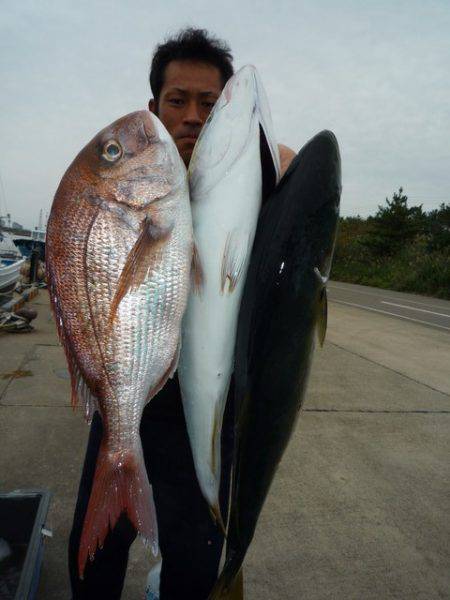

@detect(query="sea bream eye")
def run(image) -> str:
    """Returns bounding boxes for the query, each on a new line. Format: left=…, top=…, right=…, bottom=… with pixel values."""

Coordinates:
left=102, top=140, right=122, bottom=162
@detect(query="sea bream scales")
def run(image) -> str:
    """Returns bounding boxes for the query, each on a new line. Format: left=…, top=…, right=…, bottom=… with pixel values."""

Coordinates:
left=46, top=110, right=193, bottom=576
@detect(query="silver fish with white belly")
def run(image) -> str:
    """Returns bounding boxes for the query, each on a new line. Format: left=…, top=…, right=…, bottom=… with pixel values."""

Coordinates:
left=178, top=65, right=280, bottom=527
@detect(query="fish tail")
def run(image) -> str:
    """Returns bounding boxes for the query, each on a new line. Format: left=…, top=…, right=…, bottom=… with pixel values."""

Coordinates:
left=78, top=441, right=158, bottom=578
left=209, top=568, right=244, bottom=599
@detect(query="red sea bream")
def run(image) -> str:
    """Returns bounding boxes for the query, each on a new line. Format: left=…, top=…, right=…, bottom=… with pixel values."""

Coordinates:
left=46, top=110, right=192, bottom=576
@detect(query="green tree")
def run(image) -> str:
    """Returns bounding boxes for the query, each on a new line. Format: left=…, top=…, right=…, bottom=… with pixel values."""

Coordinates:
left=361, top=187, right=426, bottom=257
left=426, top=203, right=450, bottom=251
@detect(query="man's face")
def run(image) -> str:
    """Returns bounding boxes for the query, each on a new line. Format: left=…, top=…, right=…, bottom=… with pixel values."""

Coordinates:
left=149, top=60, right=223, bottom=166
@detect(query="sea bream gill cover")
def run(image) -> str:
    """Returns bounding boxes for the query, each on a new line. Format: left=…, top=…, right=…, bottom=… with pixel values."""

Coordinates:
left=178, top=64, right=281, bottom=530
left=46, top=110, right=193, bottom=576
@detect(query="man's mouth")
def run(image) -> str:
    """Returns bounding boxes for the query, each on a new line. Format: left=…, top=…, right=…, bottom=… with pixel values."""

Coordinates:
left=178, top=133, right=200, bottom=142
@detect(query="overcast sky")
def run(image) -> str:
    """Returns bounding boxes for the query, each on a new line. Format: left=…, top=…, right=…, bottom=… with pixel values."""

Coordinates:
left=1, top=0, right=449, bottom=229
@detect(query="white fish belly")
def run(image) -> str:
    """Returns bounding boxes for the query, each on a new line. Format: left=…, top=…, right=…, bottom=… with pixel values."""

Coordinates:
left=179, top=132, right=262, bottom=507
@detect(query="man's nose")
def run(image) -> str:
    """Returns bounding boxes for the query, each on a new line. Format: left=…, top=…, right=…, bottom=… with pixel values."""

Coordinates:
left=182, top=101, right=203, bottom=126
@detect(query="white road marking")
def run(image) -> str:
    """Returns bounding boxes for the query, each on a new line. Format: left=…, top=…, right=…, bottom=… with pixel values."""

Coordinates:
left=331, top=299, right=450, bottom=331
left=381, top=301, right=450, bottom=318
left=329, top=283, right=450, bottom=311
left=380, top=296, right=450, bottom=310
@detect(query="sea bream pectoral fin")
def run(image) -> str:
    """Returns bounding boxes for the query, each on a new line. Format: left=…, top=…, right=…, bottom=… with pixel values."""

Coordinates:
left=109, top=215, right=174, bottom=324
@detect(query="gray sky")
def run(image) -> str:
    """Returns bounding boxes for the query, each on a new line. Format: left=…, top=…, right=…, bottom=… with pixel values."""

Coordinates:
left=1, top=0, right=449, bottom=229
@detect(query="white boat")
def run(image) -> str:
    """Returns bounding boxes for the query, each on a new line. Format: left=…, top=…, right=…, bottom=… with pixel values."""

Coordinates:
left=0, top=230, right=25, bottom=306
left=0, top=259, right=25, bottom=305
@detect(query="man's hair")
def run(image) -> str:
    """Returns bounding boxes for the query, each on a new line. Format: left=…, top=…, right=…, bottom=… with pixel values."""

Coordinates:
left=149, top=28, right=234, bottom=104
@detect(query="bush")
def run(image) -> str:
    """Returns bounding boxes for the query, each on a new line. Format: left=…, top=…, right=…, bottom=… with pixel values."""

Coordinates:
left=331, top=193, right=450, bottom=299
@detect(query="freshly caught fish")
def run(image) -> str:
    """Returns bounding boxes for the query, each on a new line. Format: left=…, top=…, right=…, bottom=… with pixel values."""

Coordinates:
left=178, top=65, right=280, bottom=527
left=210, top=130, right=341, bottom=597
left=46, top=110, right=192, bottom=576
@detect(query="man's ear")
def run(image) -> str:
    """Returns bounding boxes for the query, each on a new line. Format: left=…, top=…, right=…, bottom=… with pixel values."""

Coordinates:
left=148, top=99, right=156, bottom=114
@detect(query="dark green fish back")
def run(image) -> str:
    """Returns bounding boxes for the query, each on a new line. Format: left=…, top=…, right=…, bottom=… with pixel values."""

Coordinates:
left=210, top=130, right=341, bottom=598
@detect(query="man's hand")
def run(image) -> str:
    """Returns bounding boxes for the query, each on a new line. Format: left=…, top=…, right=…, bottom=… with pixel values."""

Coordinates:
left=278, top=144, right=296, bottom=178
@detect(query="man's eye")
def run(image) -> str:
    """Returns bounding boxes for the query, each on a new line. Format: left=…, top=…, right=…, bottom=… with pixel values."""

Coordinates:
left=168, top=98, right=183, bottom=106
left=203, top=101, right=216, bottom=109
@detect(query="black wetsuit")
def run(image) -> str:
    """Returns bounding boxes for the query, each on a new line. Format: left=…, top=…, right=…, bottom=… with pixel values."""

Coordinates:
left=68, top=374, right=234, bottom=600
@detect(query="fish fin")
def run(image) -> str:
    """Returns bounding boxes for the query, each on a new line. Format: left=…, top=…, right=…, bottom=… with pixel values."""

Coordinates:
left=62, top=339, right=98, bottom=420
left=227, top=570, right=244, bottom=600
left=207, top=398, right=226, bottom=532
left=47, top=267, right=81, bottom=411
left=48, top=277, right=98, bottom=419
left=191, top=242, right=204, bottom=294
left=109, top=216, right=173, bottom=324
left=57, top=339, right=98, bottom=421
left=221, top=231, right=251, bottom=294
left=70, top=361, right=98, bottom=422
left=78, top=441, right=158, bottom=579
left=146, top=338, right=181, bottom=403
left=317, top=286, right=328, bottom=347
left=168, top=337, right=181, bottom=380
left=252, top=68, right=281, bottom=185
left=209, top=504, right=227, bottom=537
left=209, top=568, right=244, bottom=600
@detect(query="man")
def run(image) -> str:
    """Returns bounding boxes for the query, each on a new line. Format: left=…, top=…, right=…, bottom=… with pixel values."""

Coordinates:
left=69, top=28, right=295, bottom=600
left=148, top=29, right=295, bottom=173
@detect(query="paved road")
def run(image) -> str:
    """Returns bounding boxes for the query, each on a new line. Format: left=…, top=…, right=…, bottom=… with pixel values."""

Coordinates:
left=328, top=281, right=450, bottom=332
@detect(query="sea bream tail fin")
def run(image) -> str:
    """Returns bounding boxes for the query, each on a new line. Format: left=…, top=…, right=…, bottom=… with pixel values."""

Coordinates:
left=221, top=230, right=252, bottom=294
left=109, top=215, right=173, bottom=324
left=78, top=440, right=158, bottom=579
left=314, top=267, right=328, bottom=347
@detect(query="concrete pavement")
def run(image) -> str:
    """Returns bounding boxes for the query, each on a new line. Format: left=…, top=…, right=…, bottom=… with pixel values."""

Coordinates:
left=0, top=290, right=449, bottom=599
